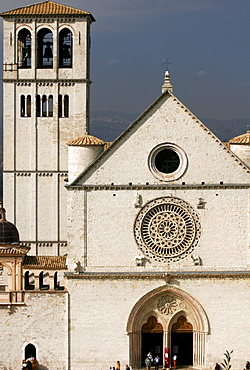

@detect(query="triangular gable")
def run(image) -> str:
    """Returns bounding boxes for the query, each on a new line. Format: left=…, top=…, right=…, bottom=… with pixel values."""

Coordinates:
left=68, top=90, right=250, bottom=187
left=0, top=0, right=95, bottom=21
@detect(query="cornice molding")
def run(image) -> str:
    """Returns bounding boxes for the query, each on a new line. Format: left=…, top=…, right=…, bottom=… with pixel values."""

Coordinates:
left=3, top=79, right=91, bottom=84
left=65, top=271, right=250, bottom=280
left=67, top=183, right=250, bottom=191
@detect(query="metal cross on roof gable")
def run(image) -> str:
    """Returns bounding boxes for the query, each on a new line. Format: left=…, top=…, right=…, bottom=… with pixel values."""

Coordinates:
left=162, top=59, right=172, bottom=70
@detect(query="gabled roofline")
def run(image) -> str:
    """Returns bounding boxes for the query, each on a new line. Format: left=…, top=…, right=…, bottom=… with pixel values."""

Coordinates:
left=66, top=89, right=250, bottom=188
left=66, top=90, right=172, bottom=187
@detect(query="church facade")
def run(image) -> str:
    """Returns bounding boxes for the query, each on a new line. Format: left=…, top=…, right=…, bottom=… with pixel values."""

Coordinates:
left=0, top=2, right=249, bottom=370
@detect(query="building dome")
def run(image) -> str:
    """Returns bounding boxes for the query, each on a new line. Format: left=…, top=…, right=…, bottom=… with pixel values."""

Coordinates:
left=228, top=131, right=250, bottom=145
left=228, top=130, right=250, bottom=168
left=0, top=204, right=19, bottom=243
left=67, top=134, right=105, bottom=146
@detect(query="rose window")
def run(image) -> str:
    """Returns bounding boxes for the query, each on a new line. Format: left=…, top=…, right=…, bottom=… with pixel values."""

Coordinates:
left=134, top=197, right=201, bottom=263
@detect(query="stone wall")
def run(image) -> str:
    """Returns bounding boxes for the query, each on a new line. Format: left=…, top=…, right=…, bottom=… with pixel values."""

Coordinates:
left=0, top=292, right=68, bottom=370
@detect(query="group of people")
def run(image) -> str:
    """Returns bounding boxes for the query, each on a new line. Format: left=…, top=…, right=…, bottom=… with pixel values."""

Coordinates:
left=145, top=352, right=161, bottom=370
left=110, top=356, right=250, bottom=370
left=109, top=361, right=130, bottom=370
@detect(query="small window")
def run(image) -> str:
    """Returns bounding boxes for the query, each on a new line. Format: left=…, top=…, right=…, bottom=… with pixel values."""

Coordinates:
left=54, top=271, right=64, bottom=290
left=21, top=95, right=25, bottom=117
left=58, top=94, right=62, bottom=117
left=64, top=94, right=69, bottom=117
left=155, top=149, right=180, bottom=174
left=42, top=95, right=47, bottom=117
left=24, top=271, right=35, bottom=290
left=27, top=95, right=31, bottom=117
left=48, top=95, right=53, bottom=117
left=39, top=271, right=49, bottom=290
left=36, top=95, right=41, bottom=117
left=148, top=143, right=188, bottom=181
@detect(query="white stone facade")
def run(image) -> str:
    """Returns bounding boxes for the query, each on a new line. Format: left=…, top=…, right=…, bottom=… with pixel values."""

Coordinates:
left=2, top=8, right=93, bottom=255
left=0, top=2, right=250, bottom=370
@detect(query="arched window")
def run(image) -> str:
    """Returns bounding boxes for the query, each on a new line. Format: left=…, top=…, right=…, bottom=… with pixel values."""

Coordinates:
left=37, top=28, right=53, bottom=68
left=27, top=95, right=31, bottom=117
left=54, top=271, right=64, bottom=290
left=58, top=94, right=69, bottom=118
left=21, top=95, right=25, bottom=117
left=39, top=271, right=49, bottom=290
left=36, top=95, right=41, bottom=117
left=48, top=95, right=53, bottom=117
left=17, top=28, right=31, bottom=68
left=58, top=94, right=62, bottom=117
left=24, top=271, right=35, bottom=290
left=59, top=28, right=72, bottom=68
left=0, top=264, right=8, bottom=291
left=21, top=95, right=32, bottom=117
left=64, top=94, right=69, bottom=117
left=42, top=95, right=47, bottom=117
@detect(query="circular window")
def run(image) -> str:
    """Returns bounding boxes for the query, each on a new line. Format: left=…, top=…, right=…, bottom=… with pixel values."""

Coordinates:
left=134, top=197, right=201, bottom=263
left=149, top=143, right=187, bottom=181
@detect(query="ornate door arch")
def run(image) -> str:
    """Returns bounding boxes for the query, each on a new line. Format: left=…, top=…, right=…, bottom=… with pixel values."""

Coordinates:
left=127, top=285, right=209, bottom=368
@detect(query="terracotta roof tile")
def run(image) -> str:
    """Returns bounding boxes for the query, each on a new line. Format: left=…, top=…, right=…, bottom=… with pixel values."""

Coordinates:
left=229, top=131, right=250, bottom=145
left=1, top=0, right=94, bottom=20
left=23, top=255, right=67, bottom=270
left=67, top=134, right=105, bottom=146
left=0, top=246, right=27, bottom=255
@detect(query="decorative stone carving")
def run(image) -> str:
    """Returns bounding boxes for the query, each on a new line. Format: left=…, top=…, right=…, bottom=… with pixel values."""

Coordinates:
left=135, top=255, right=146, bottom=266
left=191, top=254, right=201, bottom=266
left=134, top=193, right=142, bottom=208
left=134, top=197, right=201, bottom=263
left=74, top=260, right=84, bottom=273
left=197, top=198, right=206, bottom=209
left=157, top=295, right=178, bottom=315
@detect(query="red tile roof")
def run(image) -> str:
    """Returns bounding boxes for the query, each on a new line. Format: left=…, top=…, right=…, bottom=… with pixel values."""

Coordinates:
left=1, top=0, right=95, bottom=21
left=67, top=134, right=105, bottom=146
left=23, top=255, right=67, bottom=270
left=229, top=131, right=250, bottom=145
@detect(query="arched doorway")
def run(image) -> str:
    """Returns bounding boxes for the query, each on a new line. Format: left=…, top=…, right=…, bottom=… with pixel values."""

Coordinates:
left=141, top=316, right=163, bottom=366
left=171, top=316, right=193, bottom=366
left=127, top=285, right=209, bottom=369
left=25, top=343, right=36, bottom=360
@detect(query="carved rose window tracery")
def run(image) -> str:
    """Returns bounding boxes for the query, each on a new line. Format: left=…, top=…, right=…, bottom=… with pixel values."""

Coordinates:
left=134, top=197, right=201, bottom=263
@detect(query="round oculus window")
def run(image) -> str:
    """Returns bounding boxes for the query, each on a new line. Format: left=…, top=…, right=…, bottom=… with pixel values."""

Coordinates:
left=134, top=197, right=201, bottom=263
left=149, top=143, right=187, bottom=181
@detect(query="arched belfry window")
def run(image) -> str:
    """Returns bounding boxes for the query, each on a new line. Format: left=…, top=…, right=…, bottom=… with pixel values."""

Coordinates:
left=17, top=29, right=31, bottom=68
left=37, top=28, right=53, bottom=68
left=59, top=28, right=72, bottom=68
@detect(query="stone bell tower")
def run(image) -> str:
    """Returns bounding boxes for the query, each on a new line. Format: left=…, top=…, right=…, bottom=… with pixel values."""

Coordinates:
left=1, top=1, right=95, bottom=255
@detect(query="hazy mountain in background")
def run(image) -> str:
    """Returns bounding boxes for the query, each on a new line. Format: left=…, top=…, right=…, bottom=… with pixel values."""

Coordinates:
left=0, top=112, right=248, bottom=201
left=90, top=111, right=250, bottom=143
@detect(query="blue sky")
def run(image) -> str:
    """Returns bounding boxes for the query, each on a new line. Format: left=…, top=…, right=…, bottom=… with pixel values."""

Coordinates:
left=0, top=0, right=249, bottom=120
